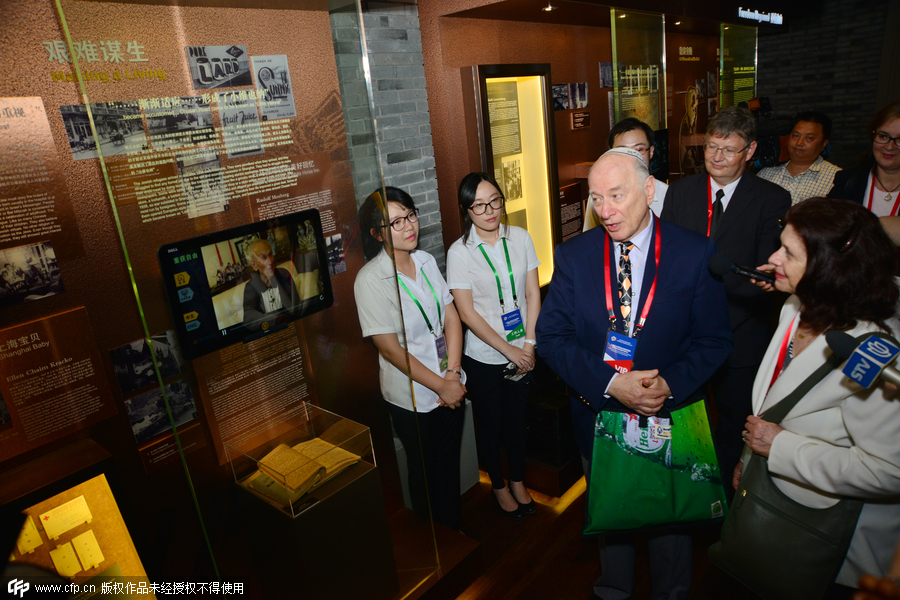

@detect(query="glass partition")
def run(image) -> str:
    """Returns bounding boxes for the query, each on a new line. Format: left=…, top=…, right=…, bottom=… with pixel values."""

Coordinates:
left=0, top=0, right=448, bottom=596
left=720, top=23, right=758, bottom=109
left=610, top=9, right=666, bottom=132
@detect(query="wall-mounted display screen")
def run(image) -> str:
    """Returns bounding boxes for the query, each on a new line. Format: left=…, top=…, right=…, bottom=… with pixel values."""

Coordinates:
left=157, top=208, right=333, bottom=360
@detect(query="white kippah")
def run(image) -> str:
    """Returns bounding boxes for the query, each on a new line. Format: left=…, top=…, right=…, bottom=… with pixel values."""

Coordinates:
left=601, top=147, right=647, bottom=164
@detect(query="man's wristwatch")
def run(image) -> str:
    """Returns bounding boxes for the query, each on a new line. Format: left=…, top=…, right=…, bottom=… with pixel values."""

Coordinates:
left=523, top=338, right=537, bottom=349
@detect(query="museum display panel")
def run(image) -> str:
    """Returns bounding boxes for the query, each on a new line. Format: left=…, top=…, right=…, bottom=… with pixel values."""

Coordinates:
left=610, top=9, right=666, bottom=133
left=0, top=0, right=449, bottom=596
left=464, top=64, right=559, bottom=287
left=720, top=23, right=758, bottom=109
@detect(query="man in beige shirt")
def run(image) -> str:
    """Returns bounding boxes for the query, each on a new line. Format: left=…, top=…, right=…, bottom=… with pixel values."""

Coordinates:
left=759, top=111, right=841, bottom=204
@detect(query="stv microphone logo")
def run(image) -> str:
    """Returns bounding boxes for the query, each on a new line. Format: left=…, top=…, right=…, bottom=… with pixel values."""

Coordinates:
left=7, top=579, right=30, bottom=598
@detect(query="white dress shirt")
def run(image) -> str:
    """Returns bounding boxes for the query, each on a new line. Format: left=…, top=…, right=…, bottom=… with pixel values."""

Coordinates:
left=447, top=224, right=540, bottom=365
left=354, top=248, right=459, bottom=412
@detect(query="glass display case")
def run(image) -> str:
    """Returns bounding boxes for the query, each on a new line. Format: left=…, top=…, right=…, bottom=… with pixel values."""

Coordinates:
left=225, top=402, right=373, bottom=518
left=720, top=23, right=758, bottom=109
left=610, top=9, right=666, bottom=133
left=464, top=63, right=560, bottom=286
left=0, top=0, right=454, bottom=597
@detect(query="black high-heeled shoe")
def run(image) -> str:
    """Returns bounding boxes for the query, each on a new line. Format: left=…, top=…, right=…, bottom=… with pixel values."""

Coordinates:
left=492, top=487, right=524, bottom=520
left=509, top=482, right=536, bottom=515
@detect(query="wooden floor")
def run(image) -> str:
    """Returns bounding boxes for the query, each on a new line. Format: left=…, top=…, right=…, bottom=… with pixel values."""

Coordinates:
left=450, top=473, right=747, bottom=600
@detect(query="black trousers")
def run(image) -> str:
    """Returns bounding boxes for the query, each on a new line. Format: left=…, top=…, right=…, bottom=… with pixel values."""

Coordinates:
left=709, top=362, right=759, bottom=500
left=388, top=401, right=465, bottom=531
left=462, top=355, right=532, bottom=489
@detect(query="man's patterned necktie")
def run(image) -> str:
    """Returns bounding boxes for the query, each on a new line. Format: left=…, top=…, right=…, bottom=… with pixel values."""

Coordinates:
left=618, top=243, right=635, bottom=329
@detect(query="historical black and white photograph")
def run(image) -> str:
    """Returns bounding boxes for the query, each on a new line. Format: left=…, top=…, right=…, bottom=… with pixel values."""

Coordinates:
left=251, top=54, right=297, bottom=120
left=599, top=62, right=614, bottom=88
left=568, top=82, right=589, bottom=109
left=109, top=330, right=187, bottom=396
left=0, top=241, right=63, bottom=308
left=552, top=84, right=569, bottom=111
left=124, top=380, right=198, bottom=446
left=176, top=148, right=229, bottom=218
left=60, top=102, right=148, bottom=161
left=0, top=391, right=12, bottom=432
left=146, top=96, right=216, bottom=151
left=325, top=234, right=346, bottom=276
left=502, top=159, right=523, bottom=201
left=707, top=70, right=719, bottom=98
left=185, top=45, right=252, bottom=90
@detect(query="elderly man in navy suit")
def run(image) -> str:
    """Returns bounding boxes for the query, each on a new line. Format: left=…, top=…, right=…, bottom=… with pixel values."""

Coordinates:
left=537, top=148, right=732, bottom=600
left=662, top=106, right=790, bottom=497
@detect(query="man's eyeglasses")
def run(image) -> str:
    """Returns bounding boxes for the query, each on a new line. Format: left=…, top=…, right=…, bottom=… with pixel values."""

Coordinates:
left=383, top=209, right=419, bottom=232
left=619, top=143, right=650, bottom=155
left=703, top=143, right=750, bottom=158
left=873, top=131, right=900, bottom=147
left=469, top=196, right=504, bottom=215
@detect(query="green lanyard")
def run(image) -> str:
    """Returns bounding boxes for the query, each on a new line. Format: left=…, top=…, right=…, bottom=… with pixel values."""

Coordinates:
left=477, top=238, right=517, bottom=310
left=397, top=269, right=443, bottom=337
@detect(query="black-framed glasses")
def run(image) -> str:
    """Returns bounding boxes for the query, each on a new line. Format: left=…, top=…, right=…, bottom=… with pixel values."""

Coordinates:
left=469, top=196, right=504, bottom=215
left=703, top=143, right=750, bottom=158
left=383, top=209, right=419, bottom=232
left=873, top=130, right=900, bottom=147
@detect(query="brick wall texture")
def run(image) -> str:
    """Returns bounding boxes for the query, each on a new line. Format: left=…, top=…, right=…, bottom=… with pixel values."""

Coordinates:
left=330, top=3, right=444, bottom=269
left=757, top=0, right=892, bottom=169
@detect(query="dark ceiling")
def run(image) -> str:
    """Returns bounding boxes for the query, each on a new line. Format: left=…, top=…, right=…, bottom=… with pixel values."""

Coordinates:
left=445, top=0, right=797, bottom=35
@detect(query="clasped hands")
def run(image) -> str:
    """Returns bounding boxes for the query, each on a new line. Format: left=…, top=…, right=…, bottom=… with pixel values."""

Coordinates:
left=608, top=369, right=670, bottom=416
left=437, top=367, right=466, bottom=409
left=505, top=342, right=536, bottom=375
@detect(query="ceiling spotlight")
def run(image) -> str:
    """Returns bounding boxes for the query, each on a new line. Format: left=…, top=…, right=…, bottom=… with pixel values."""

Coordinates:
left=542, top=2, right=557, bottom=11
left=675, top=20, right=681, bottom=25
left=618, top=13, right=627, bottom=18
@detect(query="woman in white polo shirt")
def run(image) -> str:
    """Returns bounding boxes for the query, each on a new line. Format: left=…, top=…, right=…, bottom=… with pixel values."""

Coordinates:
left=353, top=186, right=467, bottom=531
left=447, top=173, right=541, bottom=519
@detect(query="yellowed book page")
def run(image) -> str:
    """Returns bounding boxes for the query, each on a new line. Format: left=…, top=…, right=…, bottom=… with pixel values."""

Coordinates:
left=16, top=516, right=43, bottom=555
left=258, top=444, right=321, bottom=492
left=293, top=438, right=358, bottom=476
left=39, top=495, right=93, bottom=541
left=49, top=542, right=82, bottom=577
left=72, top=529, right=105, bottom=570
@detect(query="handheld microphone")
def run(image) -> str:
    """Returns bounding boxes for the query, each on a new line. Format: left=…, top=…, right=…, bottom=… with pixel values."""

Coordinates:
left=709, top=253, right=776, bottom=284
left=825, top=330, right=900, bottom=388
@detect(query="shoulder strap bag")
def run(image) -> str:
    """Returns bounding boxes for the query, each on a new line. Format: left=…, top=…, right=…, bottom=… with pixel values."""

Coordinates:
left=708, top=332, right=892, bottom=600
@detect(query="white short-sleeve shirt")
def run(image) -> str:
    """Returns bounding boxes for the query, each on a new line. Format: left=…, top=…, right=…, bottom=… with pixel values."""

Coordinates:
left=447, top=225, right=540, bottom=365
left=354, top=248, right=457, bottom=412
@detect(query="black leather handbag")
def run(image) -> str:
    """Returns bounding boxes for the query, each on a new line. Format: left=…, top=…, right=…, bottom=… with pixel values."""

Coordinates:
left=708, top=340, right=870, bottom=600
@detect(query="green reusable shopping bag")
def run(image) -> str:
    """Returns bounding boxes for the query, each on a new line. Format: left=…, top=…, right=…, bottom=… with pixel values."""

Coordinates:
left=583, top=400, right=728, bottom=535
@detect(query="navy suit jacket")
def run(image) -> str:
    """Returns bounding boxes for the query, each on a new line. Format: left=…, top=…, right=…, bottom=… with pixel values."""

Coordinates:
left=536, top=219, right=733, bottom=458
left=662, top=173, right=790, bottom=367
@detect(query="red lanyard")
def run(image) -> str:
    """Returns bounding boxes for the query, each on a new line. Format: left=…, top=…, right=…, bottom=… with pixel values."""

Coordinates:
left=866, top=171, right=900, bottom=216
left=603, top=215, right=662, bottom=339
left=706, top=177, right=714, bottom=236
left=769, top=316, right=797, bottom=390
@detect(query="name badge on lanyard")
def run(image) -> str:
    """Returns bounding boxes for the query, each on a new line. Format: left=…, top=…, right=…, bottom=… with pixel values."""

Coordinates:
left=604, top=332, right=637, bottom=374
left=397, top=270, right=449, bottom=372
left=479, top=238, right=526, bottom=342
left=434, top=335, right=448, bottom=372
left=502, top=309, right=525, bottom=341
left=601, top=216, right=662, bottom=375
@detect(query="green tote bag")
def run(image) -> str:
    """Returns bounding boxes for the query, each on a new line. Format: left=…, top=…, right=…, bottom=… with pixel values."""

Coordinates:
left=583, top=400, right=728, bottom=535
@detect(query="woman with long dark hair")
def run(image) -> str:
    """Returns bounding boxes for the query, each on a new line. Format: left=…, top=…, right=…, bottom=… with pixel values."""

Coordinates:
left=446, top=172, right=541, bottom=518
left=354, top=186, right=467, bottom=530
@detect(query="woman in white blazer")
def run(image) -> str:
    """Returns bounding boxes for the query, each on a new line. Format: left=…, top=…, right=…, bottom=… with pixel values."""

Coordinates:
left=739, top=198, right=900, bottom=594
